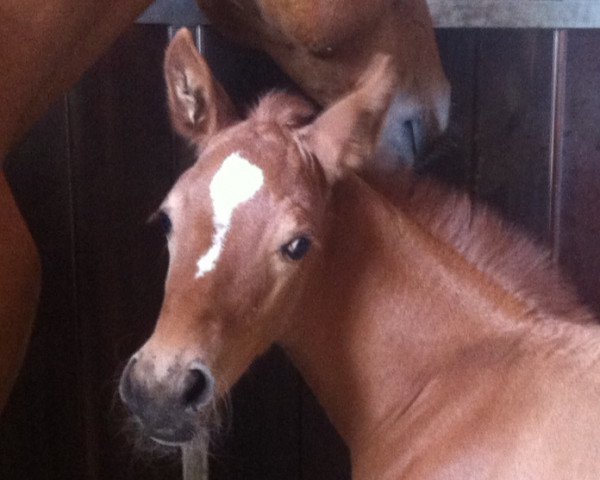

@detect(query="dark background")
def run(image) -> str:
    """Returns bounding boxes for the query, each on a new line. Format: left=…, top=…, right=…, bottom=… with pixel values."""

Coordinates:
left=1, top=24, right=600, bottom=480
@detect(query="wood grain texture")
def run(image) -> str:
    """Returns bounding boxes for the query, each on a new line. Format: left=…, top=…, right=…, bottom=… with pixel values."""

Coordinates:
left=66, top=25, right=179, bottom=480
left=474, top=30, right=555, bottom=241
left=556, top=30, right=600, bottom=312
left=2, top=99, right=82, bottom=480
left=429, top=29, right=478, bottom=187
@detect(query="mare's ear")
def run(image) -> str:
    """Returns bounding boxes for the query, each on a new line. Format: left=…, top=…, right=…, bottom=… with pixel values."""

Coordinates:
left=164, top=28, right=238, bottom=147
left=299, top=54, right=397, bottom=183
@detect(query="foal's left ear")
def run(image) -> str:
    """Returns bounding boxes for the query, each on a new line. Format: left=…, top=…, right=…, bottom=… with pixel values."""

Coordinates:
left=299, top=54, right=397, bottom=183
left=164, top=28, right=238, bottom=147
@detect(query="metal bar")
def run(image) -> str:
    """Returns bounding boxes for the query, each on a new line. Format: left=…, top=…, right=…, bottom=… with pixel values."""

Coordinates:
left=429, top=1, right=600, bottom=29
left=548, top=29, right=568, bottom=261
left=137, top=0, right=206, bottom=25
left=138, top=0, right=600, bottom=28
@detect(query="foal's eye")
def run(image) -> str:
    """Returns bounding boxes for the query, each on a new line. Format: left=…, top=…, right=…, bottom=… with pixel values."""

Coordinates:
left=281, top=236, right=312, bottom=261
left=157, top=211, right=172, bottom=235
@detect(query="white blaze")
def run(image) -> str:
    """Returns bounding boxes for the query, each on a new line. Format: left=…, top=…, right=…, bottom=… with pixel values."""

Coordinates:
left=196, top=152, right=264, bottom=278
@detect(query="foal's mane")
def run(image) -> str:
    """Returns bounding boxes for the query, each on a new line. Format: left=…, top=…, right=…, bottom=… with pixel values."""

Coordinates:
left=368, top=169, right=596, bottom=325
left=250, top=91, right=317, bottom=128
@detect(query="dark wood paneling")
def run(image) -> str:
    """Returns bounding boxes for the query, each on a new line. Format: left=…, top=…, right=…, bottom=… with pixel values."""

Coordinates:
left=300, top=387, right=351, bottom=480
left=474, top=30, right=555, bottom=241
left=2, top=100, right=85, bottom=480
left=210, top=348, right=303, bottom=480
left=66, top=25, right=178, bottom=480
left=558, top=30, right=600, bottom=312
left=434, top=29, right=479, bottom=186
left=199, top=26, right=301, bottom=111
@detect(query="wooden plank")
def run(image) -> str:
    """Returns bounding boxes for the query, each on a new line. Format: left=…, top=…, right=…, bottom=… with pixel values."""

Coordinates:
left=556, top=30, right=600, bottom=312
left=473, top=30, right=555, bottom=241
left=66, top=25, right=181, bottom=480
left=1, top=100, right=86, bottom=480
left=427, top=29, right=479, bottom=187
left=300, top=386, right=351, bottom=480
left=210, top=348, right=302, bottom=480
left=198, top=26, right=300, bottom=111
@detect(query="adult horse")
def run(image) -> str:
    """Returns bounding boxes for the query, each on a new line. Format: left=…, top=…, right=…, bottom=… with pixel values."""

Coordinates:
left=120, top=30, right=600, bottom=478
left=197, top=0, right=450, bottom=164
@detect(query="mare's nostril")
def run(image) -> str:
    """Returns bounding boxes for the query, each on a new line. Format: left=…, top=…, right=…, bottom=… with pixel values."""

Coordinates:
left=181, top=367, right=212, bottom=410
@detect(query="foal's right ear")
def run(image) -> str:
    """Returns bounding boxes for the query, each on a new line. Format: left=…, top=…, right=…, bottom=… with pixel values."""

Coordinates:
left=164, top=29, right=238, bottom=147
left=298, top=54, right=397, bottom=184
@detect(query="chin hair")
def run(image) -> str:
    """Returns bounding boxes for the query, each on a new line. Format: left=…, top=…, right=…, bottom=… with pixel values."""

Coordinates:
left=119, top=391, right=231, bottom=462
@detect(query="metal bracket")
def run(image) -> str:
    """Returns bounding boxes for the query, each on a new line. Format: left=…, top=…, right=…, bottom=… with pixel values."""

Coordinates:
left=429, top=0, right=600, bottom=28
left=137, top=0, right=206, bottom=26
left=137, top=0, right=600, bottom=28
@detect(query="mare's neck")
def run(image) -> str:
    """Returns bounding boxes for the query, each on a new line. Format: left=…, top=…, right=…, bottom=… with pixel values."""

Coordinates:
left=280, top=173, right=531, bottom=455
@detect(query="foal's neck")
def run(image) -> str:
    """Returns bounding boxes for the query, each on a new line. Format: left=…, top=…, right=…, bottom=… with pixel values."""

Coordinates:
left=281, top=173, right=535, bottom=455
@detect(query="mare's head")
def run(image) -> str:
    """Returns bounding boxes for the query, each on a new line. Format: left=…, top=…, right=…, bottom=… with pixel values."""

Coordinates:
left=119, top=28, right=396, bottom=446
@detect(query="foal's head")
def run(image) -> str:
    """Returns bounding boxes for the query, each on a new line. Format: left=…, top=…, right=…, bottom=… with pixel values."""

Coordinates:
left=119, top=28, right=396, bottom=446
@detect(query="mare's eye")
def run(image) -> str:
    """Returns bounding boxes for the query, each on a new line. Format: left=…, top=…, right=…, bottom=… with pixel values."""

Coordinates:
left=281, top=236, right=312, bottom=261
left=157, top=211, right=172, bottom=236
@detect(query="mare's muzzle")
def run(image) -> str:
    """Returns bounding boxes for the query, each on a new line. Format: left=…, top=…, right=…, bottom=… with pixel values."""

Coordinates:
left=119, top=355, right=214, bottom=445
left=379, top=92, right=448, bottom=168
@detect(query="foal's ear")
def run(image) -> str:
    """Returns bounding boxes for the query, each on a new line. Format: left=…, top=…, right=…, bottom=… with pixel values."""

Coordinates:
left=300, top=54, right=397, bottom=183
left=164, top=28, right=238, bottom=147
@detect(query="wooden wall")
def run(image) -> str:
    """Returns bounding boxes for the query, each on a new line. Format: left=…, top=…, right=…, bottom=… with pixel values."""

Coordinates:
left=1, top=25, right=599, bottom=480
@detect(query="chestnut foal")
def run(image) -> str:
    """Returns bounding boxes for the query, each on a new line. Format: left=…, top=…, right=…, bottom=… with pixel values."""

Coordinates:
left=120, top=30, right=600, bottom=479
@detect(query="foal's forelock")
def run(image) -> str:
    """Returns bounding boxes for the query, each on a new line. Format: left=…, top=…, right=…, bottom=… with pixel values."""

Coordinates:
left=249, top=91, right=317, bottom=129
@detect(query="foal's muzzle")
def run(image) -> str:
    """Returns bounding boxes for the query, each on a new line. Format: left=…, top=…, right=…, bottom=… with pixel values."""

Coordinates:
left=119, top=356, right=214, bottom=445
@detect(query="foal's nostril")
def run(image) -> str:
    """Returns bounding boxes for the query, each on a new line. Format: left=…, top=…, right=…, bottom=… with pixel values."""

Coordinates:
left=181, top=367, right=212, bottom=410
